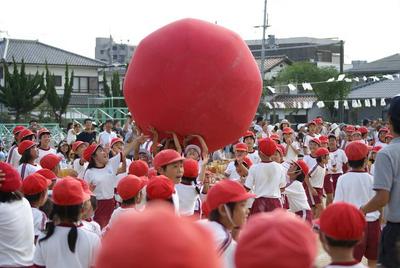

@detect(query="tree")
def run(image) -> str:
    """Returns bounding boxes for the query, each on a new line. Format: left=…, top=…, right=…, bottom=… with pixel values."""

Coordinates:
left=0, top=59, right=47, bottom=122
left=274, top=62, right=351, bottom=119
left=103, top=71, right=125, bottom=107
left=46, top=64, right=74, bottom=123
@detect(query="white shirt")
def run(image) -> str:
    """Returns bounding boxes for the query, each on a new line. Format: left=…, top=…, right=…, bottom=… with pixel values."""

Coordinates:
left=172, top=191, right=180, bottom=215
left=6, top=145, right=21, bottom=168
left=282, top=141, right=300, bottom=162
left=225, top=161, right=241, bottom=182
left=116, top=158, right=132, bottom=185
left=18, top=163, right=41, bottom=180
left=66, top=129, right=77, bottom=145
left=304, top=134, right=318, bottom=148
left=36, top=147, right=57, bottom=164
left=73, top=158, right=88, bottom=179
left=84, top=153, right=121, bottom=200
left=81, top=220, right=102, bottom=238
left=197, top=220, right=236, bottom=268
left=176, top=183, right=200, bottom=216
left=327, top=149, right=348, bottom=174
left=98, top=130, right=117, bottom=147
left=108, top=207, right=137, bottom=228
left=0, top=198, right=35, bottom=267
left=245, top=162, right=286, bottom=198
left=370, top=163, right=376, bottom=176
left=284, top=180, right=311, bottom=212
left=247, top=150, right=261, bottom=164
left=334, top=171, right=380, bottom=222
left=325, top=263, right=367, bottom=268
left=309, top=164, right=326, bottom=188
left=32, top=207, right=47, bottom=238
left=303, top=154, right=317, bottom=171
left=33, top=225, right=100, bottom=268
left=374, top=140, right=387, bottom=148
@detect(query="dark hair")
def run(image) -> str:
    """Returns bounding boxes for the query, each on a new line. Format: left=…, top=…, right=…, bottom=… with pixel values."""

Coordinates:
left=40, top=204, right=83, bottom=253
left=234, top=160, right=249, bottom=169
left=19, top=147, right=35, bottom=164
left=25, top=191, right=46, bottom=205
left=324, top=235, right=359, bottom=248
left=113, top=120, right=120, bottom=126
left=57, top=140, right=71, bottom=161
left=316, top=156, right=323, bottom=164
left=146, top=196, right=174, bottom=204
left=294, top=166, right=305, bottom=182
left=21, top=134, right=35, bottom=142
left=348, top=158, right=366, bottom=169
left=256, top=116, right=263, bottom=123
left=67, top=122, right=73, bottom=130
left=209, top=202, right=236, bottom=223
left=389, top=117, right=400, bottom=135
left=84, top=118, right=92, bottom=124
left=105, top=119, right=113, bottom=124
left=29, top=120, right=38, bottom=124
left=0, top=191, right=23, bottom=203
left=122, top=196, right=137, bottom=206
left=90, top=196, right=97, bottom=211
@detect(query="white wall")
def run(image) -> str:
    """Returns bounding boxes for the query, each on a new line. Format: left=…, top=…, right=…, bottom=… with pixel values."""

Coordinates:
left=265, top=62, right=289, bottom=80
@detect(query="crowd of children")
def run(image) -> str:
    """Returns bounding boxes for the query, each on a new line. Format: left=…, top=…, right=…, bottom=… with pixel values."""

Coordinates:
left=0, top=95, right=399, bottom=268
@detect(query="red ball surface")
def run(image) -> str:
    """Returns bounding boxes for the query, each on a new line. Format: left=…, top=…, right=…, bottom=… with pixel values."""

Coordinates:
left=124, top=18, right=262, bottom=151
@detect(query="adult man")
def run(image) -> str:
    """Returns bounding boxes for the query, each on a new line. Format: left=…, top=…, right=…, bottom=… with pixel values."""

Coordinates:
left=76, top=118, right=97, bottom=144
left=98, top=119, right=117, bottom=147
left=361, top=95, right=400, bottom=268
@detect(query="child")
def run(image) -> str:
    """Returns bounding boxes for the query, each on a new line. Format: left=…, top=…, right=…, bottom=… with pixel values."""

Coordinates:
left=326, top=134, right=348, bottom=198
left=199, top=180, right=255, bottom=268
left=36, top=128, right=57, bottom=163
left=6, top=125, right=25, bottom=168
left=304, top=121, right=319, bottom=149
left=334, top=142, right=380, bottom=267
left=56, top=140, right=72, bottom=168
left=368, top=145, right=382, bottom=176
left=77, top=178, right=101, bottom=237
left=242, top=131, right=261, bottom=164
left=305, top=147, right=329, bottom=218
left=17, top=140, right=41, bottom=179
left=146, top=175, right=175, bottom=205
left=0, top=162, right=35, bottom=267
left=21, top=173, right=51, bottom=243
left=374, top=127, right=388, bottom=148
left=303, top=138, right=320, bottom=168
left=244, top=138, right=286, bottom=214
left=128, top=160, right=149, bottom=177
left=72, top=141, right=88, bottom=178
left=284, top=160, right=313, bottom=224
left=281, top=127, right=300, bottom=162
left=235, top=210, right=317, bottom=268
left=318, top=202, right=367, bottom=268
left=40, top=153, right=62, bottom=176
left=33, top=177, right=100, bottom=268
left=225, top=143, right=249, bottom=182
left=340, top=125, right=355, bottom=149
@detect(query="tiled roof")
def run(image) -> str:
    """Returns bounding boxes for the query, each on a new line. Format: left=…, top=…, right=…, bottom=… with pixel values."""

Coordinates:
left=346, top=54, right=400, bottom=74
left=255, top=56, right=292, bottom=72
left=0, top=38, right=105, bottom=67
left=347, top=77, right=400, bottom=99
left=271, top=94, right=317, bottom=109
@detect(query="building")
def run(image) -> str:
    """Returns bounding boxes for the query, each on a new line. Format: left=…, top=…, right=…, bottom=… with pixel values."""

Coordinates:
left=0, top=38, right=106, bottom=107
left=256, top=55, right=292, bottom=80
left=95, top=36, right=136, bottom=65
left=246, top=36, right=352, bottom=71
left=346, top=53, right=400, bottom=76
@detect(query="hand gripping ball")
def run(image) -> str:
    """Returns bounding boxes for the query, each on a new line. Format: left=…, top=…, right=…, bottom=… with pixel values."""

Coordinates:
left=124, top=18, right=262, bottom=152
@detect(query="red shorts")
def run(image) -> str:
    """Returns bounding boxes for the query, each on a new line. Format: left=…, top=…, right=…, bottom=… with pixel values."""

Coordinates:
left=250, top=197, right=282, bottom=215
left=295, top=209, right=313, bottom=225
left=330, top=173, right=342, bottom=192
left=304, top=186, right=323, bottom=207
left=353, top=220, right=381, bottom=261
left=323, top=174, right=334, bottom=194
left=94, top=198, right=116, bottom=229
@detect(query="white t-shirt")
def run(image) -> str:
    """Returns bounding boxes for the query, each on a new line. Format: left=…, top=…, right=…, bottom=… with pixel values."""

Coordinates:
left=0, top=198, right=35, bottom=267
left=73, top=158, right=88, bottom=179
left=36, top=147, right=57, bottom=164
left=33, top=225, right=100, bottom=268
left=18, top=163, right=42, bottom=180
left=6, top=145, right=21, bottom=168
left=57, top=152, right=70, bottom=169
left=66, top=129, right=77, bottom=145
left=116, top=158, right=132, bottom=185
left=245, top=162, right=286, bottom=198
left=98, top=131, right=117, bottom=147
left=32, top=207, right=47, bottom=239
left=334, top=171, right=380, bottom=222
left=327, top=149, right=348, bottom=174
left=325, top=263, right=367, bottom=268
left=108, top=207, right=137, bottom=228
left=370, top=163, right=376, bottom=176
left=84, top=153, right=121, bottom=200
left=175, top=183, right=200, bottom=216
left=197, top=220, right=236, bottom=268
left=374, top=140, right=387, bottom=148
left=282, top=141, right=300, bottom=162
left=309, top=164, right=326, bottom=188
left=247, top=150, right=261, bottom=164
left=303, top=154, right=317, bottom=171
left=225, top=161, right=241, bottom=182
left=81, top=220, right=102, bottom=238
left=284, top=180, right=311, bottom=212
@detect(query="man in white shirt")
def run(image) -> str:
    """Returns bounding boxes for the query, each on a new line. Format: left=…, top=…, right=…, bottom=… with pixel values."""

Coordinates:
left=98, top=119, right=117, bottom=147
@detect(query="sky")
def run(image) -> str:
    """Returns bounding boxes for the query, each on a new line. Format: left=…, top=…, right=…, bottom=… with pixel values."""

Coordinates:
left=0, top=0, right=399, bottom=64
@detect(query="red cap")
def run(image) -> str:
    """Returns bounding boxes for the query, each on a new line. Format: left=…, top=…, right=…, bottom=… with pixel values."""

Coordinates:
left=110, top=137, right=124, bottom=147
left=148, top=168, right=158, bottom=179
left=17, top=129, right=34, bottom=141
left=276, top=144, right=285, bottom=156
left=258, top=138, right=277, bottom=157
left=153, top=149, right=184, bottom=170
left=319, top=135, right=328, bottom=144
left=379, top=127, right=389, bottom=133
left=235, top=210, right=317, bottom=268
left=38, top=128, right=50, bottom=138
left=319, top=202, right=366, bottom=240
left=18, top=140, right=36, bottom=155
left=345, top=125, right=355, bottom=133
left=315, top=147, right=329, bottom=157
left=40, top=154, right=62, bottom=170
left=243, top=130, right=255, bottom=139
left=72, top=141, right=86, bottom=152
left=117, top=175, right=146, bottom=201
left=294, top=160, right=309, bottom=176
left=358, top=127, right=368, bottom=135
left=52, top=177, right=90, bottom=205
left=234, top=143, right=248, bottom=152
left=345, top=142, right=369, bottom=161
left=314, top=118, right=323, bottom=125
left=96, top=204, right=220, bottom=268
left=35, top=169, right=57, bottom=181
left=83, top=143, right=101, bottom=162
left=206, top=180, right=255, bottom=212
left=13, top=126, right=26, bottom=135
left=183, top=158, right=199, bottom=178
left=243, top=156, right=253, bottom=168
left=351, top=131, right=362, bottom=136
left=310, top=138, right=321, bottom=146
left=22, top=173, right=51, bottom=195
left=128, top=160, right=149, bottom=177
left=282, top=127, right=293, bottom=135
left=146, top=175, right=175, bottom=200
left=0, top=162, right=22, bottom=192
left=270, top=134, right=280, bottom=142
left=372, top=145, right=383, bottom=153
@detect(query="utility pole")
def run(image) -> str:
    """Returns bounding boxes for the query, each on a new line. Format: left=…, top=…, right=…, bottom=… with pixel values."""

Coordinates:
left=260, top=0, right=268, bottom=81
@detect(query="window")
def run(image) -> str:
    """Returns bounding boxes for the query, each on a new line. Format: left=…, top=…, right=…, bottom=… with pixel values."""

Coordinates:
left=113, top=55, right=118, bottom=60
left=100, top=50, right=104, bottom=55
left=89, top=77, right=98, bottom=93
left=112, top=45, right=117, bottom=51
left=80, top=77, right=88, bottom=91
left=73, top=76, right=96, bottom=93
left=119, top=56, right=125, bottom=62
left=54, top=75, right=62, bottom=87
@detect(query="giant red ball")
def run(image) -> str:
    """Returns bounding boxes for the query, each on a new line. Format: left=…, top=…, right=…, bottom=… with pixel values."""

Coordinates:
left=124, top=18, right=262, bottom=151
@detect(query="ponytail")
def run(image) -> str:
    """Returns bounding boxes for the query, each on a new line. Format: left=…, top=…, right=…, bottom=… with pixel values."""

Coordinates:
left=67, top=225, right=78, bottom=252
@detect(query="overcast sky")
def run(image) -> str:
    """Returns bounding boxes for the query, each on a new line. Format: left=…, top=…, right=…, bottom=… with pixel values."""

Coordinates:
left=1, top=0, right=399, bottom=64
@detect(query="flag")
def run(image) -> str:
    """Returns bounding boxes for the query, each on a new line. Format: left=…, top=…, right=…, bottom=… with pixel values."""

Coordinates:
left=337, top=74, right=345, bottom=81
left=371, top=98, right=376, bottom=107
left=267, top=86, right=276, bottom=94
left=334, top=101, right=339, bottom=109
left=288, top=84, right=297, bottom=91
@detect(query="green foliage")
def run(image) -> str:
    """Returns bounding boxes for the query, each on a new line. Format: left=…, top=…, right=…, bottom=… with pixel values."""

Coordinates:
left=45, top=63, right=74, bottom=123
left=274, top=62, right=351, bottom=118
left=0, top=59, right=47, bottom=122
left=103, top=71, right=126, bottom=107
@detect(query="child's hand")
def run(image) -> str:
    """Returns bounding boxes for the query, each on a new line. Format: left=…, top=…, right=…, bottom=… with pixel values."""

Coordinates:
left=310, top=188, right=318, bottom=196
left=0, top=169, right=4, bottom=187
left=135, top=134, right=150, bottom=145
